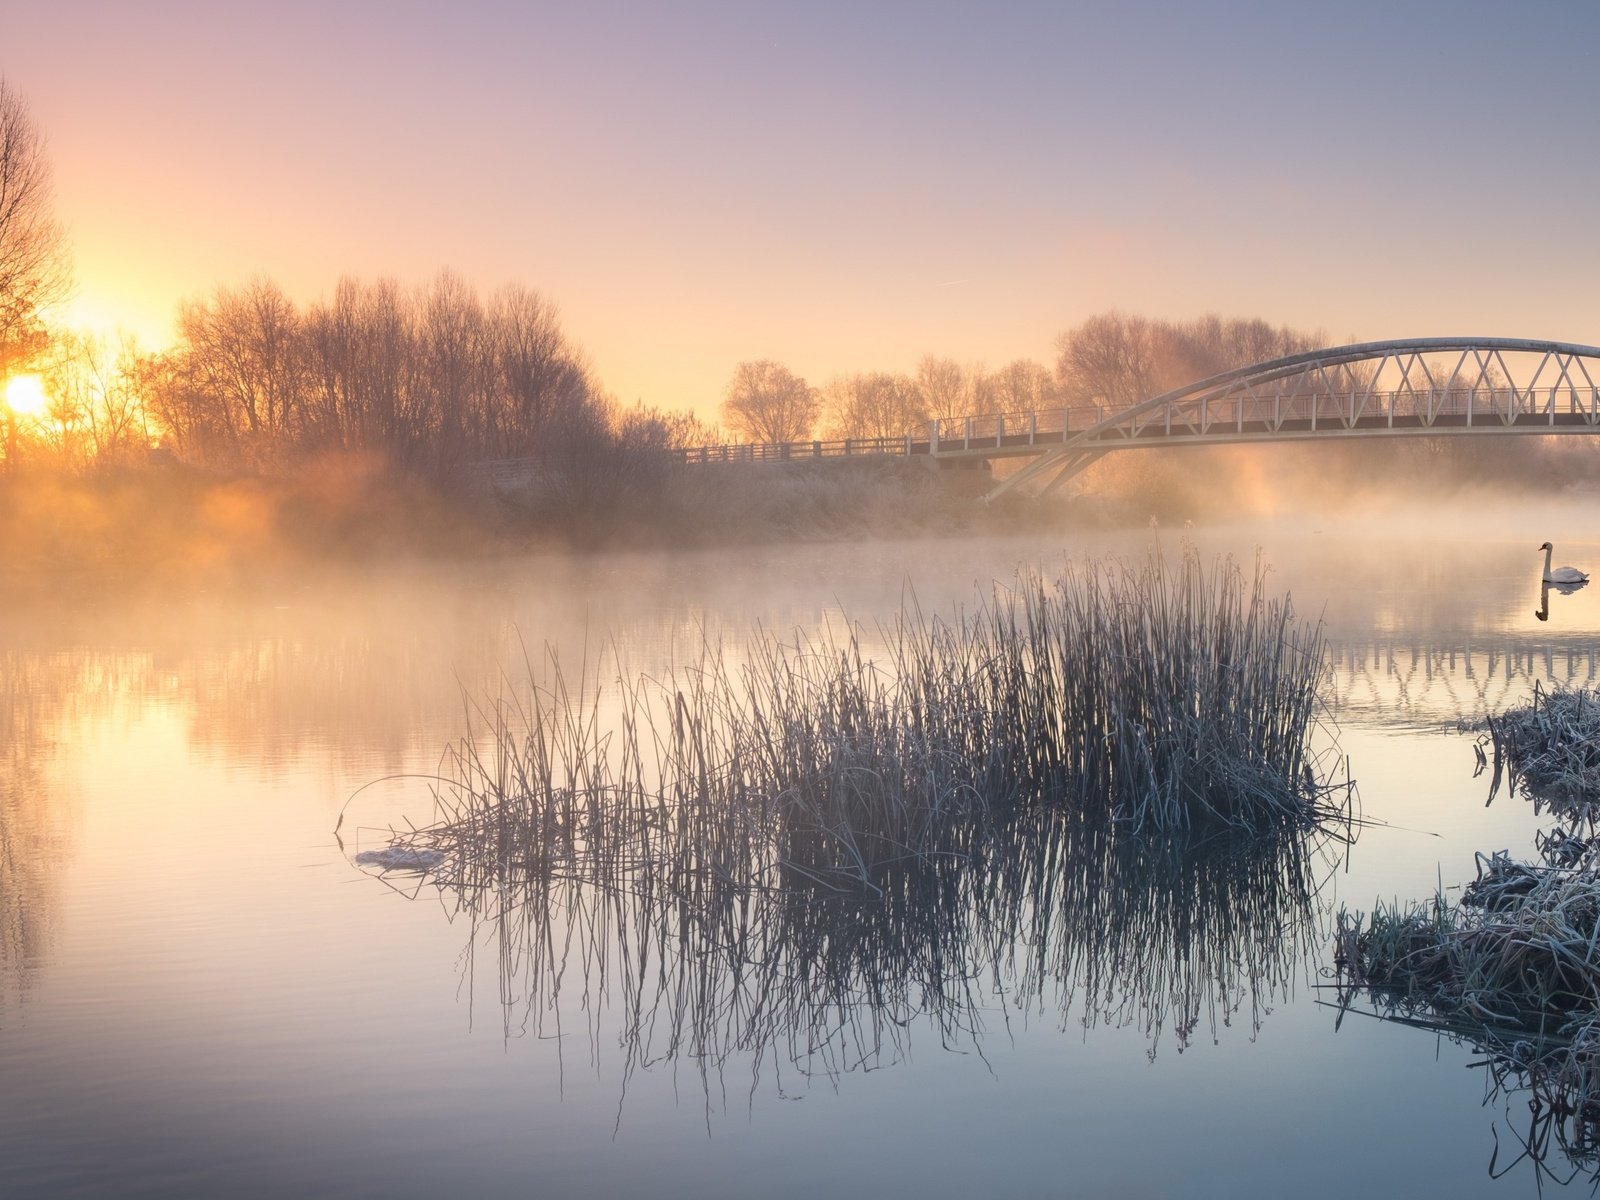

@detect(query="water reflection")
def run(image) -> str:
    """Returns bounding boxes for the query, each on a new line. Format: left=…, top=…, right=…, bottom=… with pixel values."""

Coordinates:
left=366, top=807, right=1345, bottom=1111
left=10, top=529, right=1600, bottom=1195
left=1334, top=987, right=1600, bottom=1188
left=0, top=652, right=79, bottom=1019
left=1325, top=635, right=1600, bottom=724
left=1537, top=578, right=1590, bottom=623
left=1339, top=672, right=1600, bottom=1189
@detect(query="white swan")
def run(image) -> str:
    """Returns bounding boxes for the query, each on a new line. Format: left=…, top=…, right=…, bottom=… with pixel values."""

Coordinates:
left=1539, top=541, right=1589, bottom=584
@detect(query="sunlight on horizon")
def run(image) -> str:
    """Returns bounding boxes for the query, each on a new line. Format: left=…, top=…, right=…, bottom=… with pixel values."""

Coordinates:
left=62, top=291, right=172, bottom=354
left=4, top=374, right=47, bottom=417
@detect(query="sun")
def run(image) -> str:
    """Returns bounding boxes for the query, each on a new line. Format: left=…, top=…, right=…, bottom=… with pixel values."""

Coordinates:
left=3, top=374, right=47, bottom=417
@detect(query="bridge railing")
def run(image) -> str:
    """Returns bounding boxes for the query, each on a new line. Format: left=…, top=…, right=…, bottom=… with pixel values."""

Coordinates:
left=929, top=408, right=1077, bottom=447
left=667, top=385, right=1600, bottom=467
left=672, top=434, right=917, bottom=465
left=1111, top=385, right=1600, bottom=439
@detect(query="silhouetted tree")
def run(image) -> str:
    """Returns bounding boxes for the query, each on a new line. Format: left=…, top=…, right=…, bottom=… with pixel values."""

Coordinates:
left=155, top=271, right=607, bottom=478
left=1055, top=312, right=1321, bottom=409
left=174, top=278, right=306, bottom=463
left=40, top=331, right=149, bottom=468
left=0, top=80, right=69, bottom=381
left=720, top=360, right=817, bottom=443
left=913, top=355, right=965, bottom=420
left=1055, top=312, right=1159, bottom=409
left=486, top=283, right=599, bottom=459
left=990, top=359, right=1057, bottom=412
left=823, top=372, right=927, bottom=439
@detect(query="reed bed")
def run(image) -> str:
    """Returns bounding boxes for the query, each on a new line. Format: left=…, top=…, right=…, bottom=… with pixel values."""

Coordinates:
left=1338, top=838, right=1600, bottom=1178
left=1479, top=682, right=1600, bottom=817
left=1335, top=678, right=1600, bottom=1183
left=398, top=547, right=1342, bottom=895
left=348, top=548, right=1350, bottom=1106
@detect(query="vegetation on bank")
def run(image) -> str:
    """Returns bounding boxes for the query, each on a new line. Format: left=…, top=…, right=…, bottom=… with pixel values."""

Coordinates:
left=1339, top=684, right=1600, bottom=1184
left=1478, top=683, right=1600, bottom=815
left=1337, top=841, right=1600, bottom=1182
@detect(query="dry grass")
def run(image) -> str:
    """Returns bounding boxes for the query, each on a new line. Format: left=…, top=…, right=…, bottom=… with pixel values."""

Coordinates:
left=1338, top=835, right=1600, bottom=1182
left=346, top=548, right=1355, bottom=1102
left=1478, top=682, right=1600, bottom=820
left=377, top=548, right=1346, bottom=897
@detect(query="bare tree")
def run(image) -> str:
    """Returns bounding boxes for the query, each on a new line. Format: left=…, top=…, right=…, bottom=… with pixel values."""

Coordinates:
left=966, top=364, right=999, bottom=415
left=44, top=331, right=149, bottom=466
left=1055, top=313, right=1157, bottom=409
left=487, top=282, right=600, bottom=459
left=990, top=359, right=1057, bottom=411
left=823, top=372, right=927, bottom=439
left=0, top=80, right=69, bottom=379
left=174, top=278, right=305, bottom=463
left=720, top=360, right=817, bottom=443
left=914, top=355, right=968, bottom=421
left=303, top=276, right=420, bottom=460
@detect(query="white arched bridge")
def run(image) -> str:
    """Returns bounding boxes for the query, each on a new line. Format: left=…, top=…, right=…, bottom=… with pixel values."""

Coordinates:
left=674, top=338, right=1600, bottom=503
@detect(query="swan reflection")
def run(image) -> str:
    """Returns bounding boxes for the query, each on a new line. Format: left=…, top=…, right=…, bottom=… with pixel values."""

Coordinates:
left=1536, top=576, right=1589, bottom=622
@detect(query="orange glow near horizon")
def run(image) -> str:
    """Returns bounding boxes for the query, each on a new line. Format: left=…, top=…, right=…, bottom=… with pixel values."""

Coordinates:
left=9, top=5, right=1600, bottom=423
left=60, top=290, right=175, bottom=353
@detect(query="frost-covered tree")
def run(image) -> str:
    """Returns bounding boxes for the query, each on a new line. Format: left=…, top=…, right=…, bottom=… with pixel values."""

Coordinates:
left=720, top=360, right=817, bottom=443
left=0, top=79, right=70, bottom=379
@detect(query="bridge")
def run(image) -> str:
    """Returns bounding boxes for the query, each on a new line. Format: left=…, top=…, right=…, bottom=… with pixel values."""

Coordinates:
left=674, top=338, right=1600, bottom=503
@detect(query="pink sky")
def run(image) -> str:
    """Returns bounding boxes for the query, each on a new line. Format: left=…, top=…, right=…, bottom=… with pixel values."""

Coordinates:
left=10, top=0, right=1600, bottom=420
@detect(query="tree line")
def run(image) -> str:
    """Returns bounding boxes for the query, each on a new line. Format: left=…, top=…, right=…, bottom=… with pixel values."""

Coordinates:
left=145, top=273, right=645, bottom=475
left=11, top=268, right=710, bottom=483
left=718, top=312, right=1320, bottom=445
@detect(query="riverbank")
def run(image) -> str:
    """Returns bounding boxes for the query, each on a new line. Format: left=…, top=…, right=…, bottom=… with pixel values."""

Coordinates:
left=0, top=457, right=1073, bottom=589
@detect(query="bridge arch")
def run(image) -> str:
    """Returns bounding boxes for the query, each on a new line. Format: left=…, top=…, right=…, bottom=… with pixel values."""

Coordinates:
left=986, top=337, right=1600, bottom=500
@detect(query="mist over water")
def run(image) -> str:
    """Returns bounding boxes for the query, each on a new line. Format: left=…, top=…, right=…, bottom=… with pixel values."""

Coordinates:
left=4, top=506, right=1600, bottom=1197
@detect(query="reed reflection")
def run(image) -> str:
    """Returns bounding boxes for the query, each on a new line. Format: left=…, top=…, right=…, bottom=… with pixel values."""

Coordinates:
left=372, top=805, right=1342, bottom=1105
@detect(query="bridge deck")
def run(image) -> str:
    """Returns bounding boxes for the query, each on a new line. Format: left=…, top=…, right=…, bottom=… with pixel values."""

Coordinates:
left=673, top=386, right=1600, bottom=467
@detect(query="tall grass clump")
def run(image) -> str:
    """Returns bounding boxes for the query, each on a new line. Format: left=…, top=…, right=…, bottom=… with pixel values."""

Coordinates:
left=1338, top=837, right=1600, bottom=1181
left=373, top=547, right=1343, bottom=900
left=944, top=549, right=1335, bottom=833
left=346, top=548, right=1351, bottom=1107
left=1479, top=682, right=1600, bottom=818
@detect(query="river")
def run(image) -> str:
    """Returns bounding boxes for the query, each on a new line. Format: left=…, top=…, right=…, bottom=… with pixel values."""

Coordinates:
left=3, top=506, right=1598, bottom=1198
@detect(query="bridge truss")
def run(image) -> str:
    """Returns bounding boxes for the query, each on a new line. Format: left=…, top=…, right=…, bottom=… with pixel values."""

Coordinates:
left=983, top=338, right=1600, bottom=501
left=666, top=339, right=1600, bottom=502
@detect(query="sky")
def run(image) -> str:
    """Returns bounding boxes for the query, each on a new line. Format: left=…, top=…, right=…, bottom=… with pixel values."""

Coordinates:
left=8, top=0, right=1600, bottom=420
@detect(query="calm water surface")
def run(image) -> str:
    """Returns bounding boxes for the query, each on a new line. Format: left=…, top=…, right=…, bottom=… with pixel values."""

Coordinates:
left=4, top=510, right=1599, bottom=1198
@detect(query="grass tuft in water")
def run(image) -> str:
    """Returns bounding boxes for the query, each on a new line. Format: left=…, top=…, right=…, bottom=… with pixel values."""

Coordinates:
left=1338, top=836, right=1600, bottom=1180
left=396, top=546, right=1343, bottom=894
left=1478, top=682, right=1600, bottom=819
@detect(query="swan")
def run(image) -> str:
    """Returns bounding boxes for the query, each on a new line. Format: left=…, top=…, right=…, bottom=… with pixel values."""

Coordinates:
left=1539, top=541, right=1589, bottom=584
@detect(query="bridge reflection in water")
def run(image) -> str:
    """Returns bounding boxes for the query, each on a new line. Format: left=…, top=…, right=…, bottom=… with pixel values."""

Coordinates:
left=1325, top=634, right=1600, bottom=724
